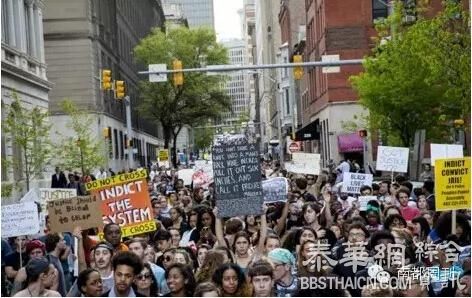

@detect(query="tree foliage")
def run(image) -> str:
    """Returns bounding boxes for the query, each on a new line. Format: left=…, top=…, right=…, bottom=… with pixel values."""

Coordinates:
left=134, top=26, right=231, bottom=165
left=350, top=0, right=470, bottom=147
left=1, top=94, right=52, bottom=192
left=53, top=99, right=107, bottom=174
left=194, top=126, right=215, bottom=151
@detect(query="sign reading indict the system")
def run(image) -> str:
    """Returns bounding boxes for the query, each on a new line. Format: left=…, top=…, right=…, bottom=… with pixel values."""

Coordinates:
left=47, top=196, right=103, bottom=233
left=342, top=172, right=373, bottom=194
left=262, top=177, right=289, bottom=203
left=1, top=202, right=40, bottom=238
left=434, top=157, right=470, bottom=211
left=376, top=146, right=409, bottom=173
left=285, top=153, right=320, bottom=175
left=86, top=169, right=157, bottom=237
left=212, top=141, right=263, bottom=217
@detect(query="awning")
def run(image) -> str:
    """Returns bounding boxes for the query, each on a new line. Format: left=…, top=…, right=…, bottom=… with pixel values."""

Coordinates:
left=338, top=133, right=363, bottom=153
left=295, top=120, right=320, bottom=141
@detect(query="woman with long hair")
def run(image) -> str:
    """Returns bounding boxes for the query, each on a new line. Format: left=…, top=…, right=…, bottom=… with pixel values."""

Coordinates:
left=77, top=269, right=103, bottom=297
left=410, top=217, right=431, bottom=243
left=212, top=263, right=252, bottom=297
left=133, top=263, right=159, bottom=297
left=231, top=231, right=253, bottom=273
left=164, top=263, right=196, bottom=297
left=196, top=250, right=226, bottom=284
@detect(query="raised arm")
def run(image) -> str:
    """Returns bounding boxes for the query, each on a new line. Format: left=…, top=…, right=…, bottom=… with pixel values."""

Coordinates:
left=274, top=200, right=289, bottom=236
left=72, top=226, right=87, bottom=273
left=256, top=204, right=268, bottom=254
left=322, top=189, right=333, bottom=227
left=213, top=207, right=227, bottom=248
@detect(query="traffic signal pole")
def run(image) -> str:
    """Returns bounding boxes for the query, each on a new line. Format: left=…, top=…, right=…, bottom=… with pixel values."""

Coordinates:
left=124, top=95, right=134, bottom=170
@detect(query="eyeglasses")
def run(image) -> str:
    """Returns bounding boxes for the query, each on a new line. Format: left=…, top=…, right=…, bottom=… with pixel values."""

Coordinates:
left=137, top=274, right=152, bottom=280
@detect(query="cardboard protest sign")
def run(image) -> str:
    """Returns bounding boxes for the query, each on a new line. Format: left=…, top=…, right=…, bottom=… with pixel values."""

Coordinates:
left=434, top=157, right=470, bottom=211
left=430, top=144, right=463, bottom=166
left=86, top=169, right=157, bottom=237
left=262, top=177, right=289, bottom=203
left=342, top=172, right=373, bottom=194
left=285, top=153, right=320, bottom=175
left=376, top=146, right=409, bottom=173
left=178, top=169, right=194, bottom=186
left=47, top=196, right=103, bottom=233
left=40, top=188, right=77, bottom=201
left=1, top=202, right=40, bottom=238
left=357, top=196, right=378, bottom=211
left=212, top=140, right=263, bottom=217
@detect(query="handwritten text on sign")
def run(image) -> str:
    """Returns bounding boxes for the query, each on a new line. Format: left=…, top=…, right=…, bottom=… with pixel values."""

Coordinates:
left=212, top=142, right=263, bottom=217
left=47, top=196, right=103, bottom=233
left=1, top=202, right=40, bottom=238
left=434, top=158, right=470, bottom=211
left=376, top=146, right=409, bottom=173
left=87, top=170, right=156, bottom=237
left=262, top=177, right=289, bottom=203
left=342, top=172, right=373, bottom=194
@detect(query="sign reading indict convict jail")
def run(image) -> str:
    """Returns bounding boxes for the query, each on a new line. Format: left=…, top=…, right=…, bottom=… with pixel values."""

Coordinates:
left=434, top=157, right=470, bottom=211
left=212, top=139, right=263, bottom=218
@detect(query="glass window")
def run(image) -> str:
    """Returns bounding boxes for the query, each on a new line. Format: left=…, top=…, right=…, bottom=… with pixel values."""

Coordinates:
left=372, top=0, right=388, bottom=20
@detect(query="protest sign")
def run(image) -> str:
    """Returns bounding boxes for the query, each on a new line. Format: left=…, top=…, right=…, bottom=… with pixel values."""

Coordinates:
left=357, top=196, right=378, bottom=211
left=47, top=196, right=103, bottom=233
left=1, top=202, right=40, bottom=238
left=434, top=157, right=470, bottom=211
left=262, top=177, right=288, bottom=203
left=376, top=146, right=409, bottom=173
left=19, top=188, right=39, bottom=203
left=159, top=149, right=170, bottom=168
left=285, top=153, right=320, bottom=175
left=40, top=188, right=77, bottom=202
left=194, top=160, right=214, bottom=178
left=178, top=169, right=194, bottom=186
left=212, top=141, right=263, bottom=217
left=86, top=169, right=157, bottom=237
left=430, top=144, right=463, bottom=166
left=341, top=172, right=373, bottom=194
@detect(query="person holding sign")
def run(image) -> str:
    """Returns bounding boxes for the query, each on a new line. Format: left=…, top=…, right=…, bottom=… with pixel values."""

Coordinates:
left=4, top=236, right=28, bottom=284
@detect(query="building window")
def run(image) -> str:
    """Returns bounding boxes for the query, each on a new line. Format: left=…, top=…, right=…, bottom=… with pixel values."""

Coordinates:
left=113, top=129, right=118, bottom=159
left=372, top=0, right=389, bottom=20
left=1, top=0, right=8, bottom=44
left=119, top=131, right=124, bottom=160
left=285, top=89, right=290, bottom=115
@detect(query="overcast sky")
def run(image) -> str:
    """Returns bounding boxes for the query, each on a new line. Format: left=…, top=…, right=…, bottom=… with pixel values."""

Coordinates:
left=214, top=0, right=243, bottom=41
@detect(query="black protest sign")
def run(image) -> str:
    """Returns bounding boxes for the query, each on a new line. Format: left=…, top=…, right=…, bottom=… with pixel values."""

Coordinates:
left=212, top=140, right=263, bottom=217
left=262, top=177, right=288, bottom=203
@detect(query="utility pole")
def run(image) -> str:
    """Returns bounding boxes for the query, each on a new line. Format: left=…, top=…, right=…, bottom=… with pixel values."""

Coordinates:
left=124, top=95, right=134, bottom=170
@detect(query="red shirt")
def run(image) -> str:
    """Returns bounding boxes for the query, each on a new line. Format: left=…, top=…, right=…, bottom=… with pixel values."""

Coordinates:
left=400, top=206, right=421, bottom=221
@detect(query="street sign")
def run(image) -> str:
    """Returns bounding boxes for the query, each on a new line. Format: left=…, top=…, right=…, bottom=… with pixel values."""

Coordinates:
left=149, top=64, right=167, bottom=82
left=288, top=142, right=301, bottom=153
left=322, top=55, right=340, bottom=73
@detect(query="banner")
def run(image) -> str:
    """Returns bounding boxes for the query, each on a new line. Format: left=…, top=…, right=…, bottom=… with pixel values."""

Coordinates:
left=86, top=169, right=157, bottom=237
left=262, top=177, right=289, bottom=203
left=341, top=172, right=373, bottom=194
left=430, top=144, right=463, bottom=166
left=47, top=196, right=103, bottom=233
left=357, top=196, right=378, bottom=211
left=376, top=146, right=409, bottom=173
left=1, top=202, right=40, bottom=238
left=212, top=142, right=263, bottom=217
left=434, top=157, right=470, bottom=211
left=178, top=169, right=194, bottom=186
left=285, top=153, right=320, bottom=175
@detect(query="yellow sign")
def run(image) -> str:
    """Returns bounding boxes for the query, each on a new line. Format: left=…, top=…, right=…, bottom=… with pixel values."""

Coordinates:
left=159, top=149, right=169, bottom=161
left=98, top=220, right=157, bottom=240
left=434, top=157, right=470, bottom=211
left=85, top=169, right=147, bottom=192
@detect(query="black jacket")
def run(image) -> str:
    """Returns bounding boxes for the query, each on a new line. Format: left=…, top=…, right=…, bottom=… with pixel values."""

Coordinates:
left=51, top=172, right=68, bottom=188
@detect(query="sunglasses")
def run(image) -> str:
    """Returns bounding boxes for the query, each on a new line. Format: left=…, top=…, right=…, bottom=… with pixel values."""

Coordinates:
left=137, top=274, right=152, bottom=280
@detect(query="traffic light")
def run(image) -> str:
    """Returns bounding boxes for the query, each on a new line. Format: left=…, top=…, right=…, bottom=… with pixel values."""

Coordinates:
left=172, top=59, right=183, bottom=86
left=102, top=69, right=112, bottom=90
left=293, top=55, right=303, bottom=80
left=115, top=80, right=125, bottom=99
left=102, top=127, right=111, bottom=139
left=358, top=129, right=368, bottom=138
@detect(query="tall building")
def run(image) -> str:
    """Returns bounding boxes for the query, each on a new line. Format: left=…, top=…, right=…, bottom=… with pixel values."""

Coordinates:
left=162, top=0, right=214, bottom=29
left=162, top=2, right=188, bottom=29
left=220, top=39, right=250, bottom=127
left=43, top=0, right=165, bottom=171
left=1, top=0, right=53, bottom=191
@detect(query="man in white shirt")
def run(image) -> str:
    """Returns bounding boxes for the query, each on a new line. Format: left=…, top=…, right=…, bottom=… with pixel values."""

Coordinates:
left=95, top=168, right=107, bottom=180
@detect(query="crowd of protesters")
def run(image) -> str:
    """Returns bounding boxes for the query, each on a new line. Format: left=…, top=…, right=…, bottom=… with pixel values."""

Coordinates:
left=1, top=157, right=470, bottom=297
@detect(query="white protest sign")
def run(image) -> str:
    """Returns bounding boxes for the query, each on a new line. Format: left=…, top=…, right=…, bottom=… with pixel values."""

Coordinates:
left=262, top=177, right=289, bottom=203
left=178, top=169, right=195, bottom=186
left=19, top=188, right=40, bottom=203
left=430, top=144, right=463, bottom=165
left=357, top=196, right=378, bottom=211
left=376, top=146, right=409, bottom=173
left=40, top=188, right=77, bottom=202
left=285, top=153, right=320, bottom=175
left=341, top=172, right=373, bottom=194
left=194, top=160, right=214, bottom=178
left=1, top=202, right=40, bottom=238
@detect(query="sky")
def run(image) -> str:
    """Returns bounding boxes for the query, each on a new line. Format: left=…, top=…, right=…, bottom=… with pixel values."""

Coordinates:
left=214, top=0, right=243, bottom=41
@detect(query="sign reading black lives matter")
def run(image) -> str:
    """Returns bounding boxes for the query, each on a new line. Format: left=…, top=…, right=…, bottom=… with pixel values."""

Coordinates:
left=212, top=137, right=263, bottom=217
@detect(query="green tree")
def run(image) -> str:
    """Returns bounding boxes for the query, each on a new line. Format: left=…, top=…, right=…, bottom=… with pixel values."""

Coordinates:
left=134, top=26, right=231, bottom=166
left=350, top=0, right=470, bottom=148
left=194, top=126, right=215, bottom=151
left=1, top=94, right=52, bottom=192
left=53, top=100, right=107, bottom=174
